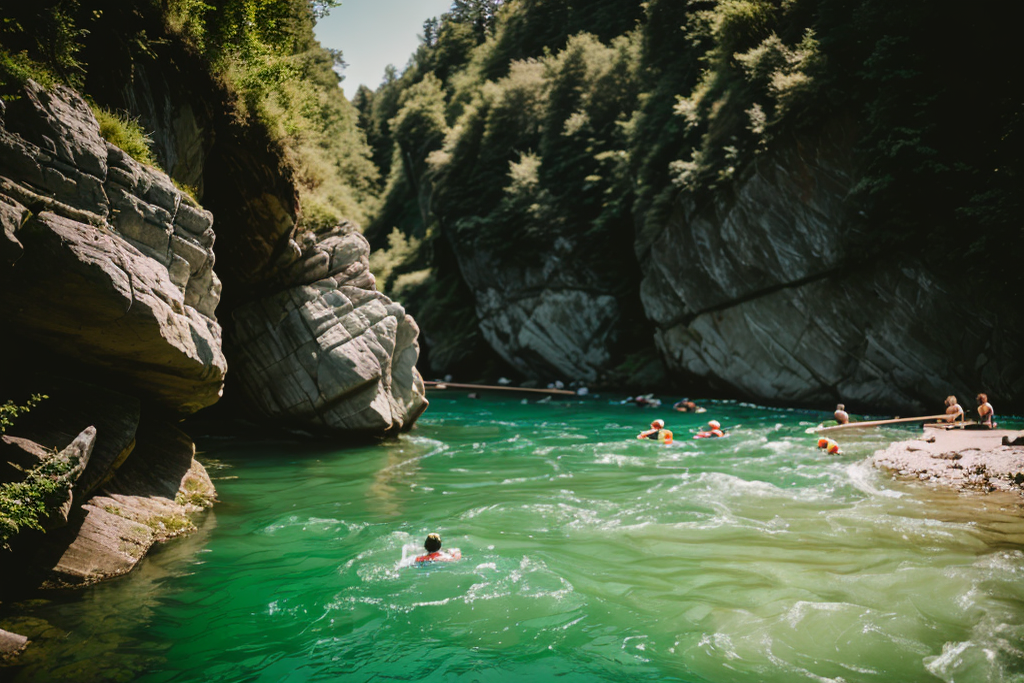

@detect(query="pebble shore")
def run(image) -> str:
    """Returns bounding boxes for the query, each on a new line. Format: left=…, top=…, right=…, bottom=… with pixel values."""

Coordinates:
left=870, top=427, right=1024, bottom=495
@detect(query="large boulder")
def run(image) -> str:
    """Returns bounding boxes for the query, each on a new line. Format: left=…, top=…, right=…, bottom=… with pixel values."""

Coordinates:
left=38, top=419, right=215, bottom=589
left=0, top=81, right=226, bottom=415
left=231, top=229, right=428, bottom=433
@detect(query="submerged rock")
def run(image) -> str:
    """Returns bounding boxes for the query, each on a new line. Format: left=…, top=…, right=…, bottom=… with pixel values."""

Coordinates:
left=0, top=628, right=29, bottom=664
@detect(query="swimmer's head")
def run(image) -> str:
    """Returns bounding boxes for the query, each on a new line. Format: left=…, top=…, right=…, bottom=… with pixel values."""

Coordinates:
left=651, top=419, right=665, bottom=429
left=425, top=533, right=442, bottom=552
left=817, top=437, right=829, bottom=449
left=836, top=404, right=845, bottom=411
left=708, top=420, right=721, bottom=430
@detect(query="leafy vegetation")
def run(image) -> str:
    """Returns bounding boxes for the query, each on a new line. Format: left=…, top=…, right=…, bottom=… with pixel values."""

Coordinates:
left=91, top=105, right=158, bottom=166
left=1, top=0, right=378, bottom=230
left=358, top=0, right=1021, bottom=380
left=0, top=394, right=47, bottom=435
left=0, top=452, right=77, bottom=549
left=0, top=393, right=76, bottom=550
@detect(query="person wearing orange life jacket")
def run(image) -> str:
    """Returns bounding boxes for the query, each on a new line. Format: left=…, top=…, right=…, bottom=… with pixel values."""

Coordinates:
left=415, top=533, right=462, bottom=563
left=637, top=419, right=674, bottom=444
left=694, top=420, right=725, bottom=439
left=817, top=436, right=842, bottom=454
left=637, top=419, right=666, bottom=440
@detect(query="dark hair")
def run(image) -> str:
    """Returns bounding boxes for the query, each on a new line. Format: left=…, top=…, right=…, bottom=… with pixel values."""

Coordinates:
left=977, top=393, right=988, bottom=403
left=425, top=533, right=442, bottom=553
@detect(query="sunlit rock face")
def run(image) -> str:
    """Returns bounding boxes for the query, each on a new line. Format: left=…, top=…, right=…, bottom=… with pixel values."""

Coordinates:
left=0, top=81, right=225, bottom=414
left=454, top=238, right=621, bottom=384
left=231, top=228, right=428, bottom=434
left=639, top=124, right=1023, bottom=413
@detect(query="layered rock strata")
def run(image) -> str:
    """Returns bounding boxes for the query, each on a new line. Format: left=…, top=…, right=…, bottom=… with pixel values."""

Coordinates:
left=0, top=82, right=220, bottom=610
left=40, top=420, right=216, bottom=589
left=0, top=81, right=226, bottom=414
left=639, top=125, right=1023, bottom=413
left=453, top=239, right=621, bottom=383
left=231, top=228, right=428, bottom=432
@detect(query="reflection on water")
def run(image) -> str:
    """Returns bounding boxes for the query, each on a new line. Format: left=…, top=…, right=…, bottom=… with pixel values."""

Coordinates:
left=2, top=397, right=1024, bottom=683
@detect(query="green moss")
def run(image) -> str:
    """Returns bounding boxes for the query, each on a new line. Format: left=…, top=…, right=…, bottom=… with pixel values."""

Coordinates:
left=0, top=49, right=59, bottom=99
left=172, top=179, right=200, bottom=204
left=175, top=476, right=214, bottom=509
left=144, top=514, right=194, bottom=538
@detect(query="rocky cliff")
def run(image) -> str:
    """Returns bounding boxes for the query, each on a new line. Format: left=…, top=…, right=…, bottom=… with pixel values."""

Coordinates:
left=0, top=75, right=426, bottom=604
left=0, top=80, right=223, bottom=590
left=453, top=238, right=622, bottom=384
left=637, top=124, right=1023, bottom=413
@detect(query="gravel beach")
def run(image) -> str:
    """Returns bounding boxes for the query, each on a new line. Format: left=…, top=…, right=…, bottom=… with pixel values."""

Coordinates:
left=870, top=427, right=1024, bottom=494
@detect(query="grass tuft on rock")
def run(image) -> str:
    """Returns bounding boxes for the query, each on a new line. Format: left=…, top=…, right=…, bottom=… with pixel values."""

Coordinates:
left=91, top=105, right=157, bottom=167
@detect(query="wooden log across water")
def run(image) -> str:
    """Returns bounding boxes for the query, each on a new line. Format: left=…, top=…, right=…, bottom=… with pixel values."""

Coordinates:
left=423, top=381, right=576, bottom=396
left=814, top=413, right=953, bottom=434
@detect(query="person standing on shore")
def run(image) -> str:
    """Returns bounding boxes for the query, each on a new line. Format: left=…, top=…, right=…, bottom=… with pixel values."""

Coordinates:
left=834, top=404, right=849, bottom=425
left=976, top=394, right=996, bottom=428
left=944, top=395, right=964, bottom=424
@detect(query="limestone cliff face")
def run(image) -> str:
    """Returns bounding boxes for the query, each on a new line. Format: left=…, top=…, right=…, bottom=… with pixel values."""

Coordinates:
left=452, top=238, right=622, bottom=383
left=88, top=53, right=427, bottom=431
left=231, top=228, right=427, bottom=433
left=0, top=81, right=226, bottom=414
left=638, top=124, right=1023, bottom=413
left=0, top=82, right=219, bottom=591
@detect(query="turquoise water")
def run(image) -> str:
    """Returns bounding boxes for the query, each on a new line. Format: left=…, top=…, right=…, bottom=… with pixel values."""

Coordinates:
left=4, top=396, right=1024, bottom=683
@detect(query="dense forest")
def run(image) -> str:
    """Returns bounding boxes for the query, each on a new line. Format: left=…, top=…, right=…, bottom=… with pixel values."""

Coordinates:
left=2, top=0, right=1021, bottom=399
left=357, top=0, right=1022, bottom=386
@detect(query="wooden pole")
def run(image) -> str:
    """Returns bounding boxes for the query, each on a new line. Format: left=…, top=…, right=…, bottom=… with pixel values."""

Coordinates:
left=815, top=414, right=952, bottom=433
left=423, top=381, right=576, bottom=396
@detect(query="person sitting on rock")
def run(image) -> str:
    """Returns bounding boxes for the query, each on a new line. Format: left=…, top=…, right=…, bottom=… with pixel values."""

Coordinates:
left=834, top=404, right=849, bottom=425
left=943, top=395, right=964, bottom=424
left=416, top=533, right=461, bottom=563
left=637, top=419, right=666, bottom=440
left=976, top=393, right=996, bottom=428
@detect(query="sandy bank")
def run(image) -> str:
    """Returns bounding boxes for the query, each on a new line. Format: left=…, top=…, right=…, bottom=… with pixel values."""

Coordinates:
left=870, top=427, right=1024, bottom=495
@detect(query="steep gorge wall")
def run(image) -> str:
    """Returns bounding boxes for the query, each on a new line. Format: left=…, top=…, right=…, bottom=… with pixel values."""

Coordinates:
left=637, top=123, right=1023, bottom=414
left=0, top=67, right=425, bottom=595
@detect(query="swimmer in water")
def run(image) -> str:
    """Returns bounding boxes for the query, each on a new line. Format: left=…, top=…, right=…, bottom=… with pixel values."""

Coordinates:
left=637, top=419, right=666, bottom=440
left=415, top=533, right=462, bottom=563
left=694, top=420, right=725, bottom=438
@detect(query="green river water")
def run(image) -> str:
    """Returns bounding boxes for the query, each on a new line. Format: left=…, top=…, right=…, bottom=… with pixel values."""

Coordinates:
left=4, top=396, right=1024, bottom=683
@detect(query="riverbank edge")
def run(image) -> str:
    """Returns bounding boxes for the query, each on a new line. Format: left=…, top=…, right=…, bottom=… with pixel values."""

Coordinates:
left=869, top=427, right=1024, bottom=496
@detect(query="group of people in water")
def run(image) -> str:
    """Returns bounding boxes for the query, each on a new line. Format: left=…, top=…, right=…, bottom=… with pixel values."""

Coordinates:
left=419, top=391, right=1001, bottom=565
left=635, top=417, right=724, bottom=444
